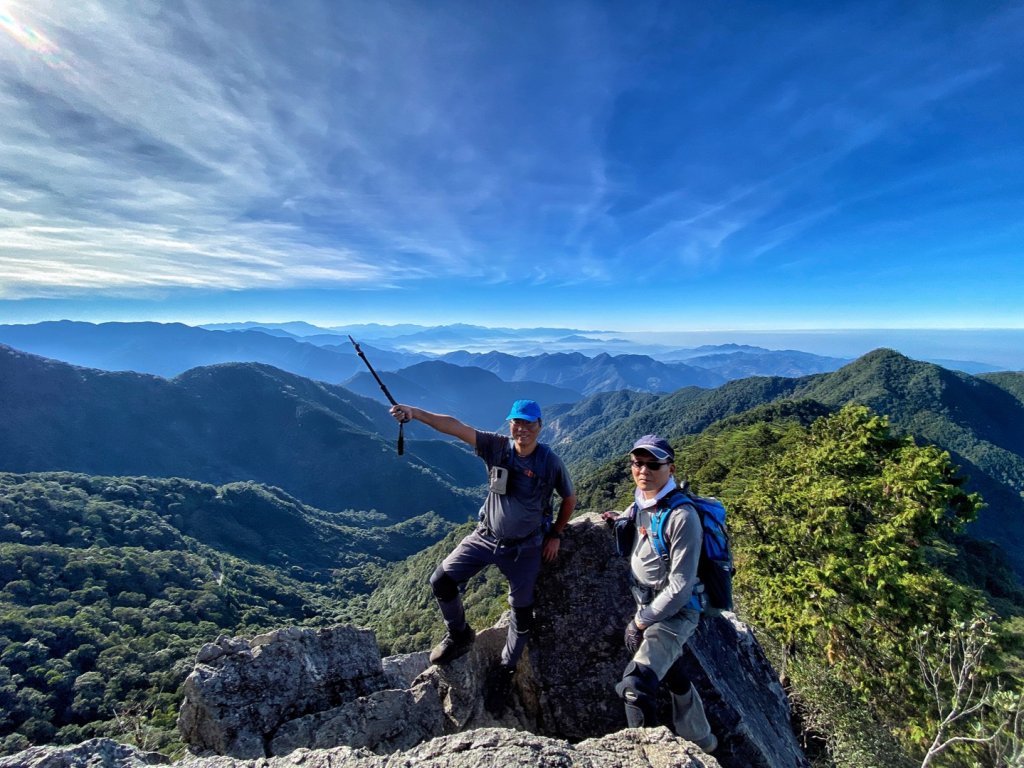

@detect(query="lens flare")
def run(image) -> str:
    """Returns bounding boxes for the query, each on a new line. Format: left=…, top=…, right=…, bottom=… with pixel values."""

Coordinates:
left=0, top=5, right=67, bottom=70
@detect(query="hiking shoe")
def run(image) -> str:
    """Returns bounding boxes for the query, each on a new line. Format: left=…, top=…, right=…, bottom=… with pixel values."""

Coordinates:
left=429, top=626, right=475, bottom=665
left=696, top=732, right=718, bottom=753
left=484, top=663, right=515, bottom=716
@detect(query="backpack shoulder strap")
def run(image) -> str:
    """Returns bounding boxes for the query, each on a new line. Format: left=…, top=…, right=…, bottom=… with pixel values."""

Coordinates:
left=662, top=488, right=692, bottom=512
left=535, top=442, right=553, bottom=482
left=649, top=506, right=670, bottom=561
left=508, top=440, right=552, bottom=481
left=650, top=488, right=698, bottom=561
left=528, top=443, right=558, bottom=524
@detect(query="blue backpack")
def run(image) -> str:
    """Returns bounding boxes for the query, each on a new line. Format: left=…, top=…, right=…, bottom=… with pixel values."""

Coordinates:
left=613, top=482, right=735, bottom=611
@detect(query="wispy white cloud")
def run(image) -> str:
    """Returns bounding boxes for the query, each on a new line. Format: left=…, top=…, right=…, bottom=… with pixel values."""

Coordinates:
left=0, top=0, right=631, bottom=296
left=0, top=0, right=1021, bottom=321
left=0, top=219, right=390, bottom=298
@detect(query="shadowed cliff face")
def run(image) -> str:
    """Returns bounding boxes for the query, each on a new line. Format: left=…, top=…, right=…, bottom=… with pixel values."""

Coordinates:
left=2, top=515, right=808, bottom=768
left=522, top=513, right=809, bottom=768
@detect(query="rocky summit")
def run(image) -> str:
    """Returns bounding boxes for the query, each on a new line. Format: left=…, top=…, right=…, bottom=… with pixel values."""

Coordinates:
left=2, top=514, right=808, bottom=768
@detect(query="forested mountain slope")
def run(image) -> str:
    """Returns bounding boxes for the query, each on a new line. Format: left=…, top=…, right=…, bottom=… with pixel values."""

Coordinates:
left=792, top=350, right=1024, bottom=561
left=549, top=375, right=804, bottom=467
left=0, top=345, right=482, bottom=522
left=0, top=471, right=442, bottom=755
left=549, top=349, right=1024, bottom=574
left=981, top=371, right=1024, bottom=406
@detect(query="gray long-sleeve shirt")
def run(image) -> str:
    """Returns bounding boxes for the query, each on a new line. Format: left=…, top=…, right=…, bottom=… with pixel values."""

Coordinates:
left=630, top=483, right=703, bottom=626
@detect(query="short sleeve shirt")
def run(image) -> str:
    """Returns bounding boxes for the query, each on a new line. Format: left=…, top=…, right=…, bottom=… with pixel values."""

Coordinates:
left=474, top=430, right=574, bottom=540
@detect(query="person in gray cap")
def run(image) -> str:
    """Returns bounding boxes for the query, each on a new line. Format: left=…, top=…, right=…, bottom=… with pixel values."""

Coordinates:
left=602, top=434, right=717, bottom=753
left=390, top=398, right=576, bottom=714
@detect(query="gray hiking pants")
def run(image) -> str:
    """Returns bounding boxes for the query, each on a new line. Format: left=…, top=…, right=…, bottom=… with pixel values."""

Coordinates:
left=436, top=526, right=543, bottom=668
left=623, top=608, right=714, bottom=745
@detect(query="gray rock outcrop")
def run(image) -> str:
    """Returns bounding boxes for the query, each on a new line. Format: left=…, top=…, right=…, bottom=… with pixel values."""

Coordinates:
left=177, top=625, right=389, bottom=758
left=2, top=729, right=721, bottom=768
left=0, top=738, right=169, bottom=768
left=4, top=514, right=808, bottom=768
left=172, top=513, right=807, bottom=768
left=527, top=513, right=807, bottom=768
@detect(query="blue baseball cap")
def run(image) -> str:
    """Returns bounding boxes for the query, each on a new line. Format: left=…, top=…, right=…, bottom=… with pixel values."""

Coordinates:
left=507, top=399, right=542, bottom=422
left=629, top=434, right=675, bottom=461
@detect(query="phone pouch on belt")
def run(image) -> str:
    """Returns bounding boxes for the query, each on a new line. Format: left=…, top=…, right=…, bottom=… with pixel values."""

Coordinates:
left=488, top=465, right=508, bottom=495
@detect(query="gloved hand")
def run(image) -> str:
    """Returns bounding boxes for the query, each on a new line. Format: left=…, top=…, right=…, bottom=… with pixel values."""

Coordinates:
left=624, top=619, right=645, bottom=654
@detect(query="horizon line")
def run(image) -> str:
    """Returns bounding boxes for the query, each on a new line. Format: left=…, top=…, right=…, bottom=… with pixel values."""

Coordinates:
left=5, top=319, right=1024, bottom=334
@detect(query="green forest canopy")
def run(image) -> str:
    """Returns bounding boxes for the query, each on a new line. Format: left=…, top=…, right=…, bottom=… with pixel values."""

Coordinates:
left=2, top=401, right=1024, bottom=765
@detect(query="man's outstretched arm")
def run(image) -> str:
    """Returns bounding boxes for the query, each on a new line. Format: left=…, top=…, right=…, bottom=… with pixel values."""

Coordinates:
left=390, top=405, right=477, bottom=448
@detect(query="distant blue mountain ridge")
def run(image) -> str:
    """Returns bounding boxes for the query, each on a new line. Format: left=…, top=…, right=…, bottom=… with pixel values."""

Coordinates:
left=0, top=321, right=1005, bottom=399
left=201, top=321, right=1016, bottom=371
left=437, top=350, right=727, bottom=394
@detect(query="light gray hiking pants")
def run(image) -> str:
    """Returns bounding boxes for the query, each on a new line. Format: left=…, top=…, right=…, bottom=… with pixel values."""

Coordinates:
left=627, top=608, right=714, bottom=745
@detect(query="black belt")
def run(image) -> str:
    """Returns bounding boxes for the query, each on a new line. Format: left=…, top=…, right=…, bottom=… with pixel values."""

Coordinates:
left=477, top=524, right=541, bottom=547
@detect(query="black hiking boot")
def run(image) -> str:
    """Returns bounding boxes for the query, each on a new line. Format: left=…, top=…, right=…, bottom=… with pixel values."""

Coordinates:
left=484, top=663, right=515, bottom=716
left=429, top=625, right=475, bottom=665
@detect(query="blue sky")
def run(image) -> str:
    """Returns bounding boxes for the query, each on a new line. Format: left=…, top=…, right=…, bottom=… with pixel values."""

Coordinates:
left=1, top=0, right=1022, bottom=333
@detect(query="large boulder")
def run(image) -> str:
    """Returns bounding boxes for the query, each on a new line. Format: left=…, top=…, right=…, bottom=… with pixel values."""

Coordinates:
left=2, top=729, right=722, bottom=768
left=4, top=514, right=808, bottom=768
left=177, top=626, right=388, bottom=758
left=170, top=513, right=807, bottom=768
left=526, top=513, right=808, bottom=768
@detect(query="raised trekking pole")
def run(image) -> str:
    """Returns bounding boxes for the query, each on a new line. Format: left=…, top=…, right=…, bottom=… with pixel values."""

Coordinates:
left=348, top=336, right=406, bottom=455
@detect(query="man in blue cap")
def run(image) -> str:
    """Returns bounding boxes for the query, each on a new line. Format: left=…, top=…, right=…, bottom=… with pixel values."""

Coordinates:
left=390, top=398, right=576, bottom=714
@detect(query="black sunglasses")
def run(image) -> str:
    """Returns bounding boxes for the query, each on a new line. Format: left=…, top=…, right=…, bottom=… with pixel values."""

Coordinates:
left=630, top=459, right=669, bottom=471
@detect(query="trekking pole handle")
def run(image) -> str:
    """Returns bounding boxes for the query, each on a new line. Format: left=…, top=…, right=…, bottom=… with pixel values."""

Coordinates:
left=348, top=336, right=406, bottom=455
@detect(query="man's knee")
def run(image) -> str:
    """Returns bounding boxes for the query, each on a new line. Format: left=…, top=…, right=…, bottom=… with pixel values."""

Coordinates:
left=510, top=605, right=534, bottom=635
left=615, top=661, right=660, bottom=727
left=430, top=565, right=460, bottom=602
left=664, top=657, right=692, bottom=694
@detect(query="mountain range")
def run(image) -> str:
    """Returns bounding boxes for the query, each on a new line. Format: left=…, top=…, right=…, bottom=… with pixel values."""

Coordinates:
left=545, top=349, right=1024, bottom=574
left=342, top=360, right=583, bottom=432
left=200, top=321, right=1022, bottom=371
left=0, top=321, right=425, bottom=381
left=2, top=335, right=1023, bottom=577
left=0, top=321, right=851, bottom=395
left=437, top=350, right=726, bottom=393
left=0, top=344, right=481, bottom=524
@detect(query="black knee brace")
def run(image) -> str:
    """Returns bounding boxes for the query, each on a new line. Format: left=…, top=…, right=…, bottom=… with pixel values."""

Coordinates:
left=511, top=605, right=535, bottom=635
left=430, top=565, right=459, bottom=602
left=615, top=661, right=660, bottom=728
left=664, top=657, right=692, bottom=695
